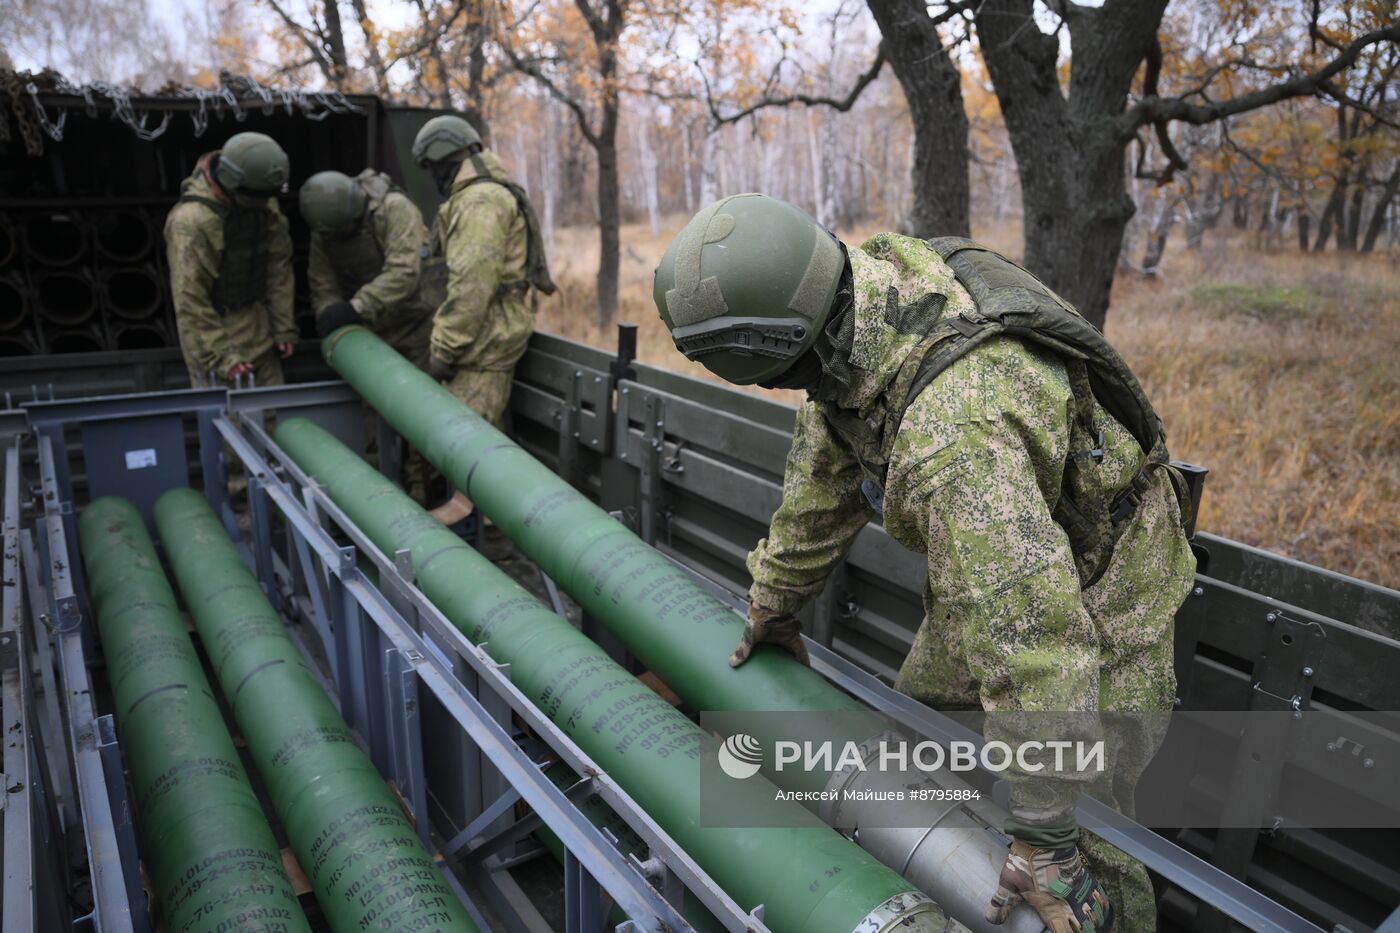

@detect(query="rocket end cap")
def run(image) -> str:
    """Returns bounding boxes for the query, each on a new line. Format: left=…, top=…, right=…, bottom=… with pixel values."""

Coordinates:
left=851, top=891, right=966, bottom=933
left=321, top=322, right=372, bottom=364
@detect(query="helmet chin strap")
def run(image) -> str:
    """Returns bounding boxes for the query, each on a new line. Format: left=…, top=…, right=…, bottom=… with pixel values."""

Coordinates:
left=758, top=349, right=823, bottom=390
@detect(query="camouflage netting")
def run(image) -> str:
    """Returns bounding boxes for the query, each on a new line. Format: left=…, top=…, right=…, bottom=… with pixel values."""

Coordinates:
left=0, top=68, right=363, bottom=157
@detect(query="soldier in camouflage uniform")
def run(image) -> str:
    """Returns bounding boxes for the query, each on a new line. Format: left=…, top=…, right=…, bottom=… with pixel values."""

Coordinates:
left=653, top=195, right=1198, bottom=933
left=164, top=132, right=296, bottom=387
left=301, top=169, right=436, bottom=363
left=301, top=169, right=438, bottom=497
left=410, top=115, right=554, bottom=524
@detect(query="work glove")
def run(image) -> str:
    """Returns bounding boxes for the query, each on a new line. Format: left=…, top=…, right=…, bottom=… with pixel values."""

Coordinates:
left=428, top=353, right=455, bottom=382
left=986, top=840, right=1114, bottom=933
left=729, top=604, right=809, bottom=668
left=315, top=301, right=364, bottom=338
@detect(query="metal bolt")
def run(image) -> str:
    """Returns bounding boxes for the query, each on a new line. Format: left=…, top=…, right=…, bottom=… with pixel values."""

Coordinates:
left=1363, top=758, right=1375, bottom=769
left=1302, top=666, right=1314, bottom=677
left=1265, top=612, right=1278, bottom=623
left=1192, top=586, right=1204, bottom=597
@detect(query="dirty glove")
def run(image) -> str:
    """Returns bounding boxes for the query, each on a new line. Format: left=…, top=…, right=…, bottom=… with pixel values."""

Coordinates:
left=986, top=840, right=1113, bottom=933
left=428, top=353, right=455, bottom=382
left=730, top=604, right=809, bottom=668
left=315, top=301, right=364, bottom=338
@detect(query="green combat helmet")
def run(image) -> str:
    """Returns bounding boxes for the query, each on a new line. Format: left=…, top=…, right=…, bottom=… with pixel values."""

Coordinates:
left=215, top=132, right=289, bottom=197
left=411, top=115, right=482, bottom=167
left=299, top=171, right=366, bottom=234
left=653, top=194, right=845, bottom=385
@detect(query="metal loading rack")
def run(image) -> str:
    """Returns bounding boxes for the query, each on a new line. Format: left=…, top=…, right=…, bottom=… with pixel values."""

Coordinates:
left=505, top=327, right=1400, bottom=933
left=0, top=326, right=1397, bottom=932
left=2, top=382, right=776, bottom=932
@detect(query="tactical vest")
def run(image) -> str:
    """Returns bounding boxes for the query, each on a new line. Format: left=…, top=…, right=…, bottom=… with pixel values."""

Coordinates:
left=460, top=154, right=557, bottom=297
left=823, top=238, right=1180, bottom=565
left=177, top=194, right=269, bottom=314
left=325, top=173, right=395, bottom=291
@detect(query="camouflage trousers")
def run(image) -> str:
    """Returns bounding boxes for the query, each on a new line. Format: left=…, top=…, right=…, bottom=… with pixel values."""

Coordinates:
left=444, top=368, right=514, bottom=429
left=893, top=472, right=1195, bottom=932
left=184, top=346, right=286, bottom=389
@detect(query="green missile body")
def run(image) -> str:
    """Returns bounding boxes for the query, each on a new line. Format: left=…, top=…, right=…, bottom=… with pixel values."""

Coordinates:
left=77, top=497, right=309, bottom=933
left=152, top=487, right=478, bottom=933
left=321, top=327, right=877, bottom=787
left=275, top=415, right=948, bottom=933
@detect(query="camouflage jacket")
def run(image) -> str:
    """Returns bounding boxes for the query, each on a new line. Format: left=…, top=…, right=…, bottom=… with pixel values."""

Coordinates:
left=163, top=154, right=296, bottom=379
left=308, top=170, right=433, bottom=358
left=747, top=234, right=1196, bottom=714
left=430, top=149, right=533, bottom=371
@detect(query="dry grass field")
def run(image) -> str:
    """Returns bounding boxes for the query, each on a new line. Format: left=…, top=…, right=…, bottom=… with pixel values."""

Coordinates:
left=536, top=218, right=1400, bottom=589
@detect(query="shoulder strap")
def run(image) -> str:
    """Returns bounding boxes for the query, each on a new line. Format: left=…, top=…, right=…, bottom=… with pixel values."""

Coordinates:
left=920, top=237, right=1165, bottom=457
left=462, top=156, right=557, bottom=296
left=177, top=193, right=228, bottom=217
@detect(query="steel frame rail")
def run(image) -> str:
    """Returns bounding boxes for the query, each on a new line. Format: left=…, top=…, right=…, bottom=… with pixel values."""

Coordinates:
left=222, top=408, right=771, bottom=933
left=652, top=546, right=1329, bottom=933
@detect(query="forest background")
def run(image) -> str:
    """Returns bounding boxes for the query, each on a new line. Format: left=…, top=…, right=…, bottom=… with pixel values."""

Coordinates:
left=4, top=0, right=1398, bottom=586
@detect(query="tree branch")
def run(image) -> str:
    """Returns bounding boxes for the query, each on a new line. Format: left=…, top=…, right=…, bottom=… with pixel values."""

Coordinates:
left=1319, top=78, right=1400, bottom=131
left=708, top=45, right=887, bottom=127
left=1123, top=23, right=1400, bottom=134
left=500, top=41, right=600, bottom=147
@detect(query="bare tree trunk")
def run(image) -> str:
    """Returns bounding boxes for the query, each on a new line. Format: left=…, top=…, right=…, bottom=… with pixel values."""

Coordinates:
left=635, top=121, right=661, bottom=234
left=348, top=0, right=389, bottom=95
left=1361, top=162, right=1400, bottom=253
left=974, top=0, right=1167, bottom=328
left=1343, top=175, right=1366, bottom=250
left=1120, top=177, right=1145, bottom=269
left=463, top=8, right=492, bottom=142
left=819, top=111, right=839, bottom=227
left=680, top=118, right=695, bottom=213
left=542, top=102, right=557, bottom=244
left=1297, top=206, right=1312, bottom=252
left=1313, top=181, right=1345, bottom=252
left=1231, top=191, right=1250, bottom=229
left=1185, top=173, right=1221, bottom=249
left=322, top=0, right=349, bottom=87
left=701, top=120, right=720, bottom=204
left=595, top=89, right=621, bottom=324
left=866, top=0, right=970, bottom=236
left=804, top=110, right=825, bottom=223
left=1141, top=193, right=1175, bottom=275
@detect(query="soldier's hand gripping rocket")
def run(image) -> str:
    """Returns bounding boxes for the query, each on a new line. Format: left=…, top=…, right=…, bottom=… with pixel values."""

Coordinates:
left=986, top=840, right=1114, bottom=933
left=730, top=603, right=810, bottom=668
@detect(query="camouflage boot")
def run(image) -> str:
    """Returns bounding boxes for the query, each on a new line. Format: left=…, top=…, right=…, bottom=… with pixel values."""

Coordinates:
left=1078, top=830, right=1156, bottom=933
